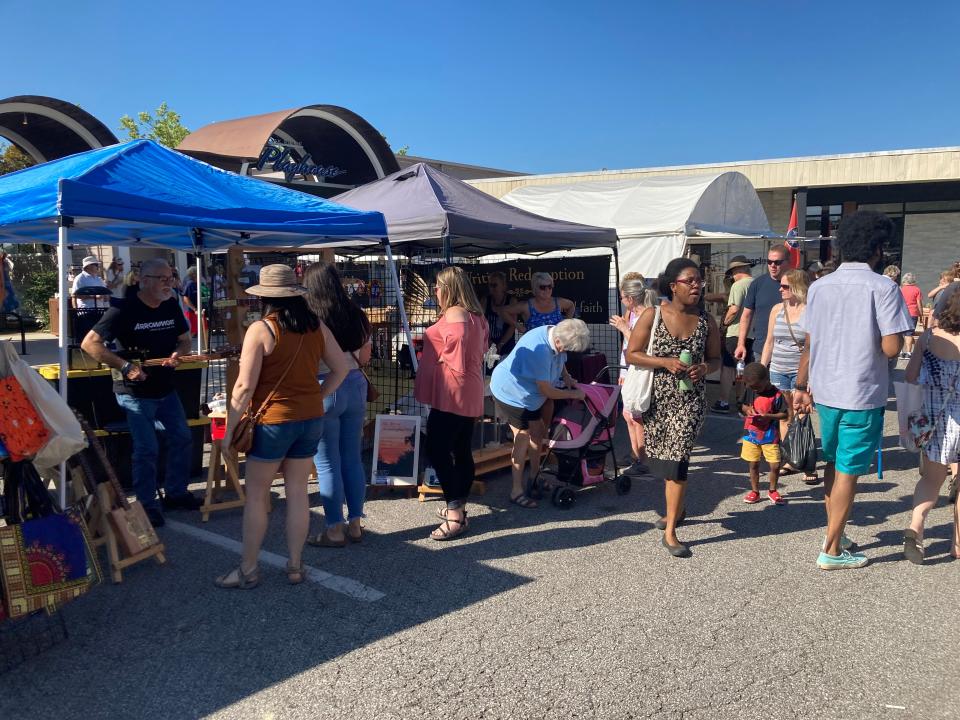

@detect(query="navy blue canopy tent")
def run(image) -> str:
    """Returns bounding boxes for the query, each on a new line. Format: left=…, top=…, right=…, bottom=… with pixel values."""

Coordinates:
left=0, top=138, right=387, bottom=401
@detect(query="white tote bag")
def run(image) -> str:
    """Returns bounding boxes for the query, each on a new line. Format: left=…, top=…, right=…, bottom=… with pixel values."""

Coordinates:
left=0, top=343, right=87, bottom=468
left=893, top=380, right=925, bottom=453
left=621, top=306, right=660, bottom=416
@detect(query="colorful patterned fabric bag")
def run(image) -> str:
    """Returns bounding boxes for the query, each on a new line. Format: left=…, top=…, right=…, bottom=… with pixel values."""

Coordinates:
left=0, top=461, right=100, bottom=620
left=0, top=375, right=49, bottom=461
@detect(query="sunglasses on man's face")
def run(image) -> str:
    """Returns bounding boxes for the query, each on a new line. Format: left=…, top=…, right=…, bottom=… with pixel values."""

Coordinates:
left=538, top=284, right=554, bottom=290
left=767, top=259, right=786, bottom=266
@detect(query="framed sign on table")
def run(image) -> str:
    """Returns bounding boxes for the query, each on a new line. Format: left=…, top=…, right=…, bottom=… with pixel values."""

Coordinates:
left=371, top=414, right=421, bottom=486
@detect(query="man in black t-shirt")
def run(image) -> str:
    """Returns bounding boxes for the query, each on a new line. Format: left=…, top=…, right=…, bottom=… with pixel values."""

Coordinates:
left=82, top=259, right=200, bottom=527
left=735, top=245, right=793, bottom=362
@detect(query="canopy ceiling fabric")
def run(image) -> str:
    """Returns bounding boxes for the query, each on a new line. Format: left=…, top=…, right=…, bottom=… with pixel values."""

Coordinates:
left=0, top=139, right=387, bottom=248
left=500, top=172, right=775, bottom=275
left=329, top=162, right=618, bottom=255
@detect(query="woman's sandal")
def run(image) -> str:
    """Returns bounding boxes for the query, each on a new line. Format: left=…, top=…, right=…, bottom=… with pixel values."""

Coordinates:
left=307, top=530, right=347, bottom=548
left=430, top=514, right=469, bottom=541
left=347, top=526, right=364, bottom=544
left=510, top=493, right=538, bottom=509
left=803, top=473, right=820, bottom=485
left=214, top=565, right=260, bottom=590
left=286, top=560, right=306, bottom=585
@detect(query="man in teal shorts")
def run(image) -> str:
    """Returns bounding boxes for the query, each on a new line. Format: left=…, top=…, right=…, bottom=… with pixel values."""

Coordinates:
left=794, top=211, right=913, bottom=570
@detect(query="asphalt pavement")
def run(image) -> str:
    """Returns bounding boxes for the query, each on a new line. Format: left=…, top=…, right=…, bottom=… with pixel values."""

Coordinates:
left=1, top=360, right=958, bottom=719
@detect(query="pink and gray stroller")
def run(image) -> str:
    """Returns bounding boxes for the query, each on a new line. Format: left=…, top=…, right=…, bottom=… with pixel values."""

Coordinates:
left=529, top=368, right=631, bottom=509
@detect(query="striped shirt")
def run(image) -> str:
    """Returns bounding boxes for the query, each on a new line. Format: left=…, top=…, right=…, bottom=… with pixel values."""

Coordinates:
left=769, top=305, right=805, bottom=375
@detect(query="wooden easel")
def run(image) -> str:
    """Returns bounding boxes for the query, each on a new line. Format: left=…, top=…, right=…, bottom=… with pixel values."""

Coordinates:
left=201, top=437, right=246, bottom=522
left=83, top=482, right=166, bottom=584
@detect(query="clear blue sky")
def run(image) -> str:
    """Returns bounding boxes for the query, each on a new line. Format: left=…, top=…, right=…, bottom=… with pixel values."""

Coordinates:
left=4, top=0, right=959, bottom=174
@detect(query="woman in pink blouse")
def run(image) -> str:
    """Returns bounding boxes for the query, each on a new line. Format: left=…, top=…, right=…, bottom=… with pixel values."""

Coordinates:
left=415, top=266, right=489, bottom=541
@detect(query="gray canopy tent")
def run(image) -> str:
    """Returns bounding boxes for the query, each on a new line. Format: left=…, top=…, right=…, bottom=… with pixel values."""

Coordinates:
left=327, top=163, right=619, bottom=370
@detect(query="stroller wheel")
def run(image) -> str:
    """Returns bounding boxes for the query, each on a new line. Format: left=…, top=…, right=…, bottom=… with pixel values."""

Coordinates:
left=615, top=475, right=632, bottom=495
left=552, top=487, right=575, bottom=510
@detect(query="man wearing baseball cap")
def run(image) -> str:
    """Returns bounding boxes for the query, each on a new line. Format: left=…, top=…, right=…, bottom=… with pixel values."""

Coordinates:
left=712, top=256, right=754, bottom=413
left=71, top=255, right=110, bottom=309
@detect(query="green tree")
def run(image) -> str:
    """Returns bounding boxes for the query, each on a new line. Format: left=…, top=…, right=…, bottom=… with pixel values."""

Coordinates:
left=0, top=141, right=35, bottom=175
left=119, top=102, right=190, bottom=148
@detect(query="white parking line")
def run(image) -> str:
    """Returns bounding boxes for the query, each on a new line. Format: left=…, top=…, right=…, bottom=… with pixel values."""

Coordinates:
left=165, top=520, right=385, bottom=602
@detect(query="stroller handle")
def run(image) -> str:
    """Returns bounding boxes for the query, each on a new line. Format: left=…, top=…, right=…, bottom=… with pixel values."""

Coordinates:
left=592, top=364, right=627, bottom=383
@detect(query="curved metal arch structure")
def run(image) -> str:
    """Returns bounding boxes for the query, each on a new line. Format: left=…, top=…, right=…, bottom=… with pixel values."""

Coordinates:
left=0, top=95, right=118, bottom=163
left=177, top=104, right=400, bottom=197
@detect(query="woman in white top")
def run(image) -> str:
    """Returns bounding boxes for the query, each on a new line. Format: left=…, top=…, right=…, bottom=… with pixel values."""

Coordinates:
left=610, top=272, right=656, bottom=471
left=303, top=261, right=373, bottom=547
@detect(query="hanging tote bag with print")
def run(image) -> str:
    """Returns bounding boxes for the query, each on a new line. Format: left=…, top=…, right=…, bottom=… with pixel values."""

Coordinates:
left=621, top=306, right=660, bottom=416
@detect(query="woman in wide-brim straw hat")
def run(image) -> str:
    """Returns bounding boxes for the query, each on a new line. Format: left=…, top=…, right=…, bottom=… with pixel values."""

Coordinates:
left=217, top=264, right=349, bottom=589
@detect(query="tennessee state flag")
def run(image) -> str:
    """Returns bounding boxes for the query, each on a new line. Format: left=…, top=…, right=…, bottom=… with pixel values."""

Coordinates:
left=785, top=197, right=801, bottom=269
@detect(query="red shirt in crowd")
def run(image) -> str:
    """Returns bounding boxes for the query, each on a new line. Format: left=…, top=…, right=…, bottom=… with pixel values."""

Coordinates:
left=900, top=284, right=922, bottom=318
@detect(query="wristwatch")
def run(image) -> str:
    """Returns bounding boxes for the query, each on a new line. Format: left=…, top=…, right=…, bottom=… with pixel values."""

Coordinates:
left=120, top=361, right=133, bottom=378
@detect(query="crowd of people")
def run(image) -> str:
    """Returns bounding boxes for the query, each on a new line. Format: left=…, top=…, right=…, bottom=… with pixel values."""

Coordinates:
left=72, top=208, right=960, bottom=586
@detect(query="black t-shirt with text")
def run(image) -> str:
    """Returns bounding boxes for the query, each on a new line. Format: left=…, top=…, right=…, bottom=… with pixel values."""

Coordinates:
left=92, top=295, right=189, bottom=398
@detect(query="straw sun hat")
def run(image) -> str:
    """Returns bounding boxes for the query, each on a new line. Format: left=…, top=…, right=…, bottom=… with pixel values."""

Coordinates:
left=245, top=264, right=307, bottom=297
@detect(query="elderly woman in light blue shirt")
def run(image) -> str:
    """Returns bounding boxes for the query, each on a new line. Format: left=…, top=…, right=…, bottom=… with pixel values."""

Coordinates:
left=490, top=319, right=590, bottom=508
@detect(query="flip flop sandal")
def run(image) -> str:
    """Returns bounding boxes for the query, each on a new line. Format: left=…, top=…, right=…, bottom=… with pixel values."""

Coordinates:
left=903, top=529, right=925, bottom=565
left=510, top=493, right=538, bottom=509
left=430, top=515, right=469, bottom=541
left=803, top=474, right=820, bottom=485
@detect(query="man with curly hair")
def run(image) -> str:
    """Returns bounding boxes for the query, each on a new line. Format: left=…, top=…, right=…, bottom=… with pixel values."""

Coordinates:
left=794, top=210, right=914, bottom=570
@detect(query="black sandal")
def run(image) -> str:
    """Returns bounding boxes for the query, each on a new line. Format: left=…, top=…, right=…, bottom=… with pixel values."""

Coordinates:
left=510, top=493, right=538, bottom=509
left=430, top=514, right=469, bottom=541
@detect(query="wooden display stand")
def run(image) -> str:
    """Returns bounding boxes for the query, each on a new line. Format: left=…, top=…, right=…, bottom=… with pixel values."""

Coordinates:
left=201, top=436, right=246, bottom=522
left=85, top=483, right=166, bottom=584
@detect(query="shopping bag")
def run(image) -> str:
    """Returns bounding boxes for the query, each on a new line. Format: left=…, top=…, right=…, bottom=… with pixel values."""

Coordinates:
left=781, top=414, right=817, bottom=472
left=622, top=307, right=660, bottom=416
left=893, top=381, right=925, bottom=453
left=0, top=343, right=86, bottom=468
left=0, top=374, right=49, bottom=462
left=0, top=461, right=100, bottom=619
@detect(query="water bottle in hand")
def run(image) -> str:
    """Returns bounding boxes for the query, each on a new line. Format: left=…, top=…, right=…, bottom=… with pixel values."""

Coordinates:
left=679, top=349, right=693, bottom=391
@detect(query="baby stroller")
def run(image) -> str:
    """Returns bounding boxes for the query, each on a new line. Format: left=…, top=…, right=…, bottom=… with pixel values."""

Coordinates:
left=529, top=367, right=630, bottom=509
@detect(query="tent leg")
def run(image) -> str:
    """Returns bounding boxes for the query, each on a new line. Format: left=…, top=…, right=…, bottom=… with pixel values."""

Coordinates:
left=382, top=240, right=417, bottom=373
left=196, top=254, right=203, bottom=354
left=613, top=244, right=622, bottom=314
left=58, top=221, right=70, bottom=508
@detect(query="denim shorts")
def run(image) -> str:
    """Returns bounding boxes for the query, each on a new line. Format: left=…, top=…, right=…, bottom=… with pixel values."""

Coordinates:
left=769, top=370, right=797, bottom=392
left=816, top=404, right=884, bottom=476
left=248, top=417, right=324, bottom=462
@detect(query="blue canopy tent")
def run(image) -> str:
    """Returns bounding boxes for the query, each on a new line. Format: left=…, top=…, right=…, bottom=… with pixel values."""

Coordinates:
left=0, top=140, right=387, bottom=501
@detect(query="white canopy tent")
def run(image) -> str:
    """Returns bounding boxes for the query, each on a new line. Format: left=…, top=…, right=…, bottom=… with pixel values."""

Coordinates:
left=499, top=172, right=779, bottom=277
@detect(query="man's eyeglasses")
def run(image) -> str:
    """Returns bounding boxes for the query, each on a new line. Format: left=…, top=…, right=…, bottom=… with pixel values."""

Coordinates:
left=673, top=277, right=704, bottom=287
left=767, top=259, right=786, bottom=266
left=538, top=284, right=554, bottom=290
left=143, top=274, right=175, bottom=283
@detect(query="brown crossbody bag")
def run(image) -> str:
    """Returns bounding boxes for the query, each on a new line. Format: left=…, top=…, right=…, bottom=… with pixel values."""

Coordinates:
left=351, top=348, right=379, bottom=403
left=231, top=322, right=304, bottom=454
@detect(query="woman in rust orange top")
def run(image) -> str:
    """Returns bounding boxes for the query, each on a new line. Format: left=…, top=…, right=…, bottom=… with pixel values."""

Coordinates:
left=415, top=266, right=489, bottom=541
left=217, top=265, right=348, bottom=589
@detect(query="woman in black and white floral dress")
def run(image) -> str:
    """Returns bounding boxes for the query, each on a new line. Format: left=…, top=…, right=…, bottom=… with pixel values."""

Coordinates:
left=626, top=258, right=722, bottom=558
left=903, top=291, right=960, bottom=564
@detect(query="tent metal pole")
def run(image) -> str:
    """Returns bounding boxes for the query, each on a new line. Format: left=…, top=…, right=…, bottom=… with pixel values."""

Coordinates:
left=443, top=235, right=452, bottom=265
left=613, top=244, right=622, bottom=315
left=192, top=229, right=203, bottom=354
left=57, top=219, right=70, bottom=508
left=382, top=239, right=418, bottom=373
